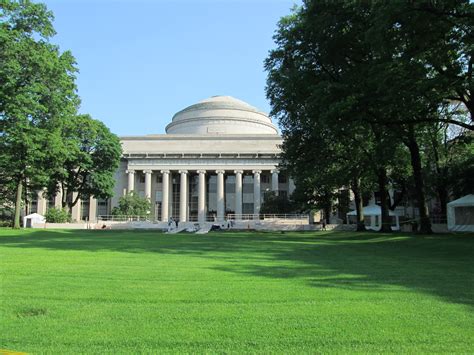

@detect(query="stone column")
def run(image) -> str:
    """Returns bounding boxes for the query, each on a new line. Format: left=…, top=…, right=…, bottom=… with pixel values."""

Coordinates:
left=161, top=170, right=170, bottom=222
left=71, top=192, right=81, bottom=222
left=234, top=170, right=243, bottom=218
left=216, top=170, right=225, bottom=221
left=271, top=169, right=279, bottom=195
left=89, top=196, right=97, bottom=222
left=37, top=190, right=47, bottom=215
left=179, top=170, right=188, bottom=222
left=253, top=170, right=262, bottom=216
left=197, top=170, right=206, bottom=222
left=126, top=170, right=135, bottom=193
left=144, top=170, right=152, bottom=199
left=54, top=188, right=63, bottom=209
left=289, top=178, right=296, bottom=196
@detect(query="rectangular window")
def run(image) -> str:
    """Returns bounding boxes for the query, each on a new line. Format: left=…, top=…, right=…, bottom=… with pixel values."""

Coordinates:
left=261, top=175, right=270, bottom=184
left=139, top=175, right=145, bottom=183
left=48, top=196, right=55, bottom=210
left=242, top=175, right=253, bottom=193
left=81, top=201, right=90, bottom=220
left=30, top=199, right=38, bottom=214
left=278, top=175, right=287, bottom=183
left=155, top=191, right=162, bottom=202
left=243, top=203, right=254, bottom=214
left=97, top=199, right=108, bottom=216
left=156, top=175, right=162, bottom=183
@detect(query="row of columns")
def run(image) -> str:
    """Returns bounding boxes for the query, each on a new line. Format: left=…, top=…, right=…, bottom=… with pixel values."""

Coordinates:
left=126, top=169, right=285, bottom=223
left=35, top=190, right=98, bottom=222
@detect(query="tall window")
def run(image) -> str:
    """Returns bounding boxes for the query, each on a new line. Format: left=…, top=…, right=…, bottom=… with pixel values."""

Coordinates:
left=81, top=197, right=90, bottom=221
left=207, top=175, right=217, bottom=217
left=30, top=198, right=38, bottom=214
left=242, top=175, right=254, bottom=214
left=225, top=175, right=235, bottom=215
left=97, top=199, right=108, bottom=217
left=171, top=174, right=180, bottom=220
left=188, top=174, right=198, bottom=221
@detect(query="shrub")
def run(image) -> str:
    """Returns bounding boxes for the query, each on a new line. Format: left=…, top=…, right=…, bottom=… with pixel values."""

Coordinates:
left=0, top=220, right=12, bottom=227
left=44, top=208, right=72, bottom=223
left=112, top=192, right=151, bottom=218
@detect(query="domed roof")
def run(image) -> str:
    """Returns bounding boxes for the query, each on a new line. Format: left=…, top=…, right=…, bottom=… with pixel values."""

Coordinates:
left=165, top=96, right=278, bottom=135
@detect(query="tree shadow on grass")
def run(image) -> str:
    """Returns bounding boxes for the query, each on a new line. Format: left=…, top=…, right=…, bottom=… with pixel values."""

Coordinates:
left=1, top=229, right=473, bottom=308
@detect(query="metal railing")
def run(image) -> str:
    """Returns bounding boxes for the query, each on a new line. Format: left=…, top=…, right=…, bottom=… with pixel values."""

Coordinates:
left=97, top=214, right=309, bottom=223
left=227, top=213, right=309, bottom=221
left=98, top=215, right=150, bottom=222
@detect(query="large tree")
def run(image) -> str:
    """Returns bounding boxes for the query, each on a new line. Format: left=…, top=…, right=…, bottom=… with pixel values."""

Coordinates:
left=266, top=2, right=404, bottom=232
left=266, top=1, right=473, bottom=233
left=47, top=114, right=122, bottom=211
left=0, top=0, right=78, bottom=228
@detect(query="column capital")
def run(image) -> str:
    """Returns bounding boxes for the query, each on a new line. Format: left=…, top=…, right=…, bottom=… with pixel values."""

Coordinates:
left=197, top=170, right=207, bottom=175
left=143, top=169, right=153, bottom=174
left=160, top=170, right=170, bottom=174
left=234, top=170, right=244, bottom=175
left=271, top=169, right=279, bottom=174
left=126, top=169, right=135, bottom=174
left=215, top=170, right=225, bottom=175
left=178, top=170, right=188, bottom=174
left=252, top=170, right=262, bottom=175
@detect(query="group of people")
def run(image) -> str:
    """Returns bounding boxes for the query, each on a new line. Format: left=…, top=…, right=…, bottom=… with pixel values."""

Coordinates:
left=167, top=217, right=178, bottom=232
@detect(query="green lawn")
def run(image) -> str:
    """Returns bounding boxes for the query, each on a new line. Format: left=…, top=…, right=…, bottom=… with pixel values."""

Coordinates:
left=1, top=229, right=473, bottom=353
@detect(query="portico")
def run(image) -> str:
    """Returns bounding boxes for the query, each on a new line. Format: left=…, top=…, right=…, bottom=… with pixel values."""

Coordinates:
left=108, top=95, right=293, bottom=223
left=123, top=166, right=291, bottom=222
left=30, top=96, right=295, bottom=223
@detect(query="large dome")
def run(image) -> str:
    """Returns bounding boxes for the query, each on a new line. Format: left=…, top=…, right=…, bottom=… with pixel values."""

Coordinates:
left=165, top=96, right=278, bottom=135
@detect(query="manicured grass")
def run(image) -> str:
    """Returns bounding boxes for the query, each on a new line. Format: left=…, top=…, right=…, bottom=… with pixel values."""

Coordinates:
left=1, top=229, right=473, bottom=353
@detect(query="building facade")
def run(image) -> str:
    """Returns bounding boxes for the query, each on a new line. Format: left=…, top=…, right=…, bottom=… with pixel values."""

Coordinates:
left=32, top=96, right=294, bottom=222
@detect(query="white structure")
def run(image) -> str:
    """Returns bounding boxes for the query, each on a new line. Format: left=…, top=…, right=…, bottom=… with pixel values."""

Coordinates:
left=30, top=96, right=295, bottom=223
left=447, top=194, right=474, bottom=232
left=23, top=213, right=45, bottom=228
left=347, top=204, right=400, bottom=231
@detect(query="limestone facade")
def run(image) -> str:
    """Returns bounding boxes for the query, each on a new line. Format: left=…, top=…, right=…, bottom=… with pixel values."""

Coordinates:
left=31, top=96, right=292, bottom=222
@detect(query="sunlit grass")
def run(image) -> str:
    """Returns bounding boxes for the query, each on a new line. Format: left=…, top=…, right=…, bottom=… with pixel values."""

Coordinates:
left=1, top=229, right=473, bottom=353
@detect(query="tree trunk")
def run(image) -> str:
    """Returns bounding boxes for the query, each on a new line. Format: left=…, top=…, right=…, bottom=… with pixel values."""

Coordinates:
left=13, top=180, right=23, bottom=229
left=437, top=186, right=448, bottom=216
left=431, top=135, right=448, bottom=216
left=24, top=177, right=29, bottom=217
left=406, top=127, right=433, bottom=234
left=377, top=168, right=392, bottom=233
left=351, top=177, right=365, bottom=231
left=324, top=205, right=331, bottom=224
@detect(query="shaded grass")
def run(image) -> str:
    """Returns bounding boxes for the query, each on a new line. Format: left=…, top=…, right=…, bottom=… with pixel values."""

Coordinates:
left=0, top=229, right=473, bottom=353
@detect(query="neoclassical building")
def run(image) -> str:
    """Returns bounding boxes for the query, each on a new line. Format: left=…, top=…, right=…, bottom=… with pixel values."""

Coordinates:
left=32, top=96, right=293, bottom=222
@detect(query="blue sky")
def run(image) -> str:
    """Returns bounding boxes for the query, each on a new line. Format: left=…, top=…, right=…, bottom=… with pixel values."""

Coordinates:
left=41, top=0, right=298, bottom=136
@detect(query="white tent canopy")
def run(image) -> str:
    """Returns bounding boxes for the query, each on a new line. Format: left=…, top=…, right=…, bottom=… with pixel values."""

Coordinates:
left=347, top=204, right=400, bottom=231
left=447, top=194, right=474, bottom=232
left=23, top=213, right=45, bottom=228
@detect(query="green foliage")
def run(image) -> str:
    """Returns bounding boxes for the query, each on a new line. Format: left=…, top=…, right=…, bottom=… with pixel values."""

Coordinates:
left=266, top=1, right=473, bottom=233
left=48, top=114, right=122, bottom=209
left=0, top=1, right=121, bottom=227
left=0, top=0, right=79, bottom=228
left=260, top=191, right=297, bottom=214
left=111, top=192, right=151, bottom=218
left=0, top=220, right=12, bottom=227
left=44, top=207, right=71, bottom=223
left=1, top=230, right=473, bottom=353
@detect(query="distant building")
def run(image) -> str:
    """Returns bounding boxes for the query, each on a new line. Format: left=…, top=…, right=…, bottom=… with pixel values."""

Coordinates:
left=32, top=96, right=295, bottom=222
